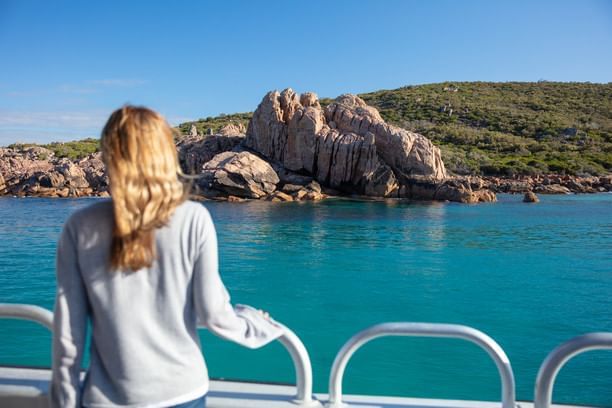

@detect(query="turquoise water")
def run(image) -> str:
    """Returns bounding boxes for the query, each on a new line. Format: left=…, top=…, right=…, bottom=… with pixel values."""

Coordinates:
left=0, top=194, right=611, bottom=406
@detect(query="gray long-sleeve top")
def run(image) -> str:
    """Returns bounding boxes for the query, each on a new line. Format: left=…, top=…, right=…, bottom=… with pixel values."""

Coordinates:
left=50, top=199, right=284, bottom=408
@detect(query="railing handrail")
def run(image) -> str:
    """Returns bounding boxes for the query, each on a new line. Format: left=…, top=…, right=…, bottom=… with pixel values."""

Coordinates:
left=0, top=303, right=321, bottom=407
left=0, top=303, right=54, bottom=331
left=534, top=332, right=612, bottom=408
left=326, top=322, right=516, bottom=408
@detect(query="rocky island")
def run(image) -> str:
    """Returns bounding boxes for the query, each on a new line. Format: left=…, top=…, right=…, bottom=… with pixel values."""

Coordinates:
left=1, top=85, right=611, bottom=203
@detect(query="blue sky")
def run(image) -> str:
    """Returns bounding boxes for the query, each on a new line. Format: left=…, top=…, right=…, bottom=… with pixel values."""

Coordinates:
left=0, top=0, right=610, bottom=145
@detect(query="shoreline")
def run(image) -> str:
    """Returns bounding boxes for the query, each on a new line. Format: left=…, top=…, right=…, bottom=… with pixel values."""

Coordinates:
left=2, top=88, right=610, bottom=203
left=1, top=188, right=610, bottom=203
left=3, top=145, right=609, bottom=202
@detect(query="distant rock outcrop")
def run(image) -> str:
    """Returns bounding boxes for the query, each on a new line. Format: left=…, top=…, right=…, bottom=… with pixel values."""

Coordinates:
left=482, top=175, right=608, bottom=195
left=242, top=88, right=494, bottom=202
left=244, top=89, right=448, bottom=199
left=0, top=148, right=107, bottom=197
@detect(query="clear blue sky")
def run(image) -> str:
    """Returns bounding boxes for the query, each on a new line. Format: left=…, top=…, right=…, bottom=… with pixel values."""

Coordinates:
left=0, top=0, right=610, bottom=144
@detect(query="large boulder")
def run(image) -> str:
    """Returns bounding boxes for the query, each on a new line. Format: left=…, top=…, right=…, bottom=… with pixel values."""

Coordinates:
left=600, top=175, right=612, bottom=191
left=244, top=88, right=298, bottom=163
left=189, top=124, right=198, bottom=137
left=0, top=149, right=54, bottom=195
left=523, top=191, right=539, bottom=203
left=178, top=134, right=244, bottom=175
left=55, top=159, right=89, bottom=189
left=38, top=171, right=65, bottom=188
left=200, top=151, right=279, bottom=198
left=79, top=152, right=108, bottom=192
left=218, top=123, right=246, bottom=136
left=325, top=94, right=447, bottom=182
left=23, top=146, right=54, bottom=161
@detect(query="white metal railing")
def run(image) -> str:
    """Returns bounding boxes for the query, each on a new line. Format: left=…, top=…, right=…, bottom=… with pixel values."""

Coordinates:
left=275, top=324, right=322, bottom=406
left=0, top=303, right=321, bottom=407
left=534, top=332, right=612, bottom=408
left=326, top=322, right=517, bottom=408
left=0, top=303, right=53, bottom=331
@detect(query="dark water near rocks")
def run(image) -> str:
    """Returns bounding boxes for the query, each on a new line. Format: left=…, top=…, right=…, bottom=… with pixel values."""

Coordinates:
left=0, top=194, right=611, bottom=406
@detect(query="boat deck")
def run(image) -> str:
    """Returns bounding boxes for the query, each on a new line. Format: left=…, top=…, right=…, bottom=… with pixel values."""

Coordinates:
left=0, top=366, right=594, bottom=408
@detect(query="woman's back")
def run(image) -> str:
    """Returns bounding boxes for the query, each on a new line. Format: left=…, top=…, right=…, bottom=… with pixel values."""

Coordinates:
left=61, top=199, right=208, bottom=405
left=50, top=106, right=282, bottom=408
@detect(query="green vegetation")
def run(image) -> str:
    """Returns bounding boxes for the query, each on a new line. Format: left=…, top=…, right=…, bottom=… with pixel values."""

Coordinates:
left=6, top=82, right=611, bottom=176
left=176, top=112, right=251, bottom=136
left=8, top=138, right=99, bottom=160
left=359, top=81, right=611, bottom=176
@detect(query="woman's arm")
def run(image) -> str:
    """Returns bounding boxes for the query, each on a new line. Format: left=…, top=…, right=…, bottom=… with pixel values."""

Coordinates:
left=192, top=208, right=283, bottom=348
left=49, top=220, right=88, bottom=408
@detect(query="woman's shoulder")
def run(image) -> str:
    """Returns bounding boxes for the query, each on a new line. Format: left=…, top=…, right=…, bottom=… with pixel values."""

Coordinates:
left=65, top=198, right=113, bottom=225
left=173, top=200, right=213, bottom=234
left=177, top=199, right=212, bottom=215
left=59, top=199, right=113, bottom=242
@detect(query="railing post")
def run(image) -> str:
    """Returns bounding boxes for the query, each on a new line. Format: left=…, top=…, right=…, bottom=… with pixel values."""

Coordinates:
left=277, top=324, right=322, bottom=407
left=534, top=332, right=612, bottom=408
left=326, top=322, right=516, bottom=408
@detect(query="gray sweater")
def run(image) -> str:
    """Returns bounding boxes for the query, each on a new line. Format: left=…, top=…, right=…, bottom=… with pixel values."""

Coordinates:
left=50, top=199, right=284, bottom=408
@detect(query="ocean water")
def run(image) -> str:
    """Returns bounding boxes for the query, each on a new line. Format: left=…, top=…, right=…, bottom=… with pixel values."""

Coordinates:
left=0, top=194, right=611, bottom=406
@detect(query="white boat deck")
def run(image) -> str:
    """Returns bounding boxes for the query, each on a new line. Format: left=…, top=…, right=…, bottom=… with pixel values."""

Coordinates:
left=0, top=366, right=594, bottom=408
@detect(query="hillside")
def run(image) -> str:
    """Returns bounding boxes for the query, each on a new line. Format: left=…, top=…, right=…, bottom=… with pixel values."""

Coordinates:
left=358, top=81, right=611, bottom=176
left=7, top=82, right=612, bottom=177
left=7, top=138, right=99, bottom=161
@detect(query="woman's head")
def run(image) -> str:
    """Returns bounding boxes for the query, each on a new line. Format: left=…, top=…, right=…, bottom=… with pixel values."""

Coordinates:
left=101, top=105, right=187, bottom=271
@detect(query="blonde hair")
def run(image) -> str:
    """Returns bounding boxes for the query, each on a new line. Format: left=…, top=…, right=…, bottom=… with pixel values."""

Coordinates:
left=101, top=105, right=188, bottom=271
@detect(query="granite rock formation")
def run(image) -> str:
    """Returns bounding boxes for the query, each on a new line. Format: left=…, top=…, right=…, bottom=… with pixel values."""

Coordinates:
left=199, top=151, right=279, bottom=199
left=218, top=123, right=246, bottom=136
left=189, top=124, right=198, bottom=137
left=244, top=88, right=491, bottom=202
left=0, top=148, right=106, bottom=197
left=79, top=152, right=109, bottom=193
left=178, top=134, right=244, bottom=175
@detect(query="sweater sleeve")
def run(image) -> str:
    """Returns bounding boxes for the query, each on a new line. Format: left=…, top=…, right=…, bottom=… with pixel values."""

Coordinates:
left=49, top=220, right=88, bottom=408
left=193, top=207, right=284, bottom=349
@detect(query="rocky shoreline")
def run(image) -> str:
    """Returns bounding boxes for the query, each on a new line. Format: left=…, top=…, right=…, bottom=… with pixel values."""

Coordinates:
left=482, top=175, right=612, bottom=195
left=1, top=89, right=610, bottom=203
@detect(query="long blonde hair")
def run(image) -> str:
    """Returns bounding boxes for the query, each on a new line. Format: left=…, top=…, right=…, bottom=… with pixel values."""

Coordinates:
left=101, top=105, right=187, bottom=271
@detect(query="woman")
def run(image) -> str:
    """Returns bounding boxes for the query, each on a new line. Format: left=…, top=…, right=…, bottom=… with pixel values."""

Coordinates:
left=49, top=106, right=283, bottom=408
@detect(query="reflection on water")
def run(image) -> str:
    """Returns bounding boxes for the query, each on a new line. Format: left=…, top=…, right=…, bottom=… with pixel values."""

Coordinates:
left=0, top=194, right=611, bottom=406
